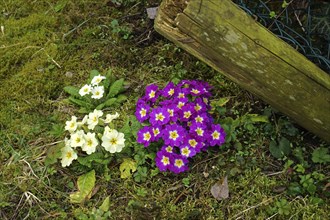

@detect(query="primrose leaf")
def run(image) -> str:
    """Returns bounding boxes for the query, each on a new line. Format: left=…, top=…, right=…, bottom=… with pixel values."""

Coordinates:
left=45, top=142, right=64, bottom=166
left=77, top=152, right=105, bottom=167
left=108, top=78, right=124, bottom=98
left=120, top=158, right=137, bottom=179
left=312, top=148, right=330, bottom=164
left=70, top=170, right=96, bottom=204
left=104, top=98, right=117, bottom=107
left=63, top=86, right=80, bottom=97
left=68, top=97, right=94, bottom=109
left=89, top=69, right=100, bottom=82
left=279, top=137, right=291, bottom=156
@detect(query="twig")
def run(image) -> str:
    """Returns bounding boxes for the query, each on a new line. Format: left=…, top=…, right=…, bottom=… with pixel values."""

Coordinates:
left=62, top=19, right=90, bottom=40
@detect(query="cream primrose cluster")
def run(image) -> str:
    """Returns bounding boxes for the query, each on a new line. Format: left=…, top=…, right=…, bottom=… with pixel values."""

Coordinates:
left=135, top=80, right=226, bottom=173
left=60, top=109, right=125, bottom=167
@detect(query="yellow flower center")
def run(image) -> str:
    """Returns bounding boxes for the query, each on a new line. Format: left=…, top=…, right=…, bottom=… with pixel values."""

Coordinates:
left=177, top=102, right=185, bottom=109
left=184, top=111, right=191, bottom=119
left=212, top=131, right=220, bottom=140
left=110, top=138, right=117, bottom=145
left=168, top=89, right=174, bottom=96
left=156, top=113, right=165, bottom=121
left=196, top=128, right=204, bottom=136
left=195, top=116, right=203, bottom=123
left=149, top=90, right=155, bottom=98
left=174, top=159, right=184, bottom=168
left=70, top=122, right=75, bottom=128
left=167, top=109, right=174, bottom=117
left=153, top=128, right=160, bottom=136
left=169, top=131, right=179, bottom=140
left=189, top=139, right=197, bottom=147
left=166, top=146, right=173, bottom=153
left=66, top=151, right=72, bottom=159
left=87, top=139, right=93, bottom=147
left=95, top=91, right=100, bottom=96
left=182, top=148, right=190, bottom=156
left=75, top=137, right=81, bottom=143
left=194, top=104, right=202, bottom=111
left=161, top=156, right=170, bottom=165
left=143, top=132, right=151, bottom=141
left=140, top=108, right=146, bottom=117
left=191, top=89, right=200, bottom=94
left=178, top=93, right=185, bottom=98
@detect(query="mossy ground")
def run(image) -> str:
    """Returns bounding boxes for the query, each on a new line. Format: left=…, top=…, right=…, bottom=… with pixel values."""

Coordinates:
left=0, top=0, right=329, bottom=219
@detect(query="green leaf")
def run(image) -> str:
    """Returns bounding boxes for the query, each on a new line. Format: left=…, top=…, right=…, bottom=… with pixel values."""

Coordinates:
left=89, top=69, right=100, bottom=82
left=269, top=137, right=291, bottom=159
left=269, top=140, right=282, bottom=159
left=269, top=11, right=276, bottom=19
left=63, top=86, right=80, bottom=97
left=115, top=94, right=127, bottom=104
left=68, top=97, right=93, bottom=109
left=279, top=137, right=291, bottom=156
left=282, top=0, right=289, bottom=8
left=45, top=142, right=64, bottom=166
left=107, top=78, right=124, bottom=98
left=312, top=148, right=330, bottom=164
left=103, top=98, right=117, bottom=107
left=245, top=114, right=269, bottom=123
left=70, top=170, right=96, bottom=204
left=99, top=196, right=110, bottom=212
left=120, top=158, right=137, bottom=179
left=77, top=152, right=104, bottom=167
left=96, top=103, right=105, bottom=110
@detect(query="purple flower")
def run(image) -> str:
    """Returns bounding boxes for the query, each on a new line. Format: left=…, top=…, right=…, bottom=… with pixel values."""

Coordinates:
left=168, top=154, right=189, bottom=173
left=192, top=113, right=210, bottom=125
left=149, top=107, right=170, bottom=126
left=161, top=145, right=174, bottom=154
left=180, top=146, right=196, bottom=158
left=176, top=88, right=190, bottom=100
left=163, top=124, right=185, bottom=146
left=184, top=136, right=203, bottom=152
left=189, top=123, right=208, bottom=140
left=144, top=84, right=159, bottom=102
left=137, top=126, right=153, bottom=147
left=135, top=102, right=150, bottom=123
left=179, top=104, right=195, bottom=122
left=208, top=124, right=226, bottom=146
left=155, top=150, right=173, bottom=171
left=161, top=82, right=176, bottom=98
left=193, top=98, right=207, bottom=113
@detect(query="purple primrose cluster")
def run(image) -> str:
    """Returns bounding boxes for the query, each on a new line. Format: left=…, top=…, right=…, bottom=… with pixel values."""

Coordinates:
left=135, top=80, right=226, bottom=173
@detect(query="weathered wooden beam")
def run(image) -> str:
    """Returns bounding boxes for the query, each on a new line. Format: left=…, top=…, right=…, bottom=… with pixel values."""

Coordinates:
left=154, top=0, right=330, bottom=142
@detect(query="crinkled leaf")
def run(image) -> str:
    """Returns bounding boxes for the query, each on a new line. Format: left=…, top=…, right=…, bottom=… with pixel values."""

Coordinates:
left=45, top=142, right=64, bottom=166
left=70, top=170, right=96, bottom=204
left=64, top=86, right=80, bottom=97
left=120, top=158, right=137, bottom=179
left=96, top=103, right=105, bottom=110
left=104, top=98, right=117, bottom=107
left=99, top=196, right=110, bottom=212
left=211, top=97, right=230, bottom=107
left=107, top=78, right=124, bottom=98
left=77, top=152, right=105, bottom=168
left=312, top=148, right=330, bottom=164
left=89, top=69, right=100, bottom=82
left=211, top=176, right=229, bottom=200
left=78, top=107, right=91, bottom=114
left=68, top=97, right=93, bottom=109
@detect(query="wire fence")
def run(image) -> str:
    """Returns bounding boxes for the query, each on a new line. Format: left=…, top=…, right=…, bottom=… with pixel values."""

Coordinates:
left=233, top=0, right=330, bottom=73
